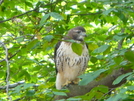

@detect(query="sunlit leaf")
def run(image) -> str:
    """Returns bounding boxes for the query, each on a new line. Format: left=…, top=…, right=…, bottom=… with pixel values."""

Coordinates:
left=127, top=86, right=134, bottom=91
left=93, top=45, right=110, bottom=53
left=16, top=37, right=24, bottom=43
left=113, top=72, right=133, bottom=85
left=39, top=14, right=50, bottom=26
left=23, top=83, right=34, bottom=89
left=71, top=42, right=83, bottom=56
left=53, top=91, right=67, bottom=96
left=88, top=43, right=98, bottom=51
left=43, top=35, right=54, bottom=42
left=50, top=12, right=63, bottom=20
left=79, top=69, right=106, bottom=85
left=102, top=8, right=116, bottom=15
left=67, top=98, right=82, bottom=100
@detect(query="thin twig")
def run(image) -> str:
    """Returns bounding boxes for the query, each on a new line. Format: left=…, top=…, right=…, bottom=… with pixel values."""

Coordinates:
left=117, top=28, right=125, bottom=49
left=0, top=9, right=35, bottom=23
left=0, top=49, right=20, bottom=63
left=98, top=88, right=115, bottom=101
left=0, top=41, right=12, bottom=100
left=106, top=25, right=118, bottom=35
left=117, top=39, right=124, bottom=49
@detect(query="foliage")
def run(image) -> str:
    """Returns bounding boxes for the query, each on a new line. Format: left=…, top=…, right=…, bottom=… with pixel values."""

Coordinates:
left=0, top=0, right=134, bottom=100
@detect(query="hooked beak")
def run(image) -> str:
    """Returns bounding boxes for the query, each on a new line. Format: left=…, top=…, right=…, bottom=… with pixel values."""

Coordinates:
left=77, top=32, right=87, bottom=41
left=81, top=32, right=87, bottom=37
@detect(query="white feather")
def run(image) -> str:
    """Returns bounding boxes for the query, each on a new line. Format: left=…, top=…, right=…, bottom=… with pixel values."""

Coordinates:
left=55, top=41, right=89, bottom=89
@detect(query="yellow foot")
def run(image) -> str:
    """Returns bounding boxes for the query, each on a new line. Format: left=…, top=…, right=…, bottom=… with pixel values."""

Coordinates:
left=62, top=78, right=79, bottom=88
left=62, top=80, right=72, bottom=87
left=72, top=78, right=79, bottom=84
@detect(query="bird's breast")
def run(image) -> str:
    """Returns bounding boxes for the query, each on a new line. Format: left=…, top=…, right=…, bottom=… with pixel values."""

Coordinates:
left=56, top=42, right=89, bottom=68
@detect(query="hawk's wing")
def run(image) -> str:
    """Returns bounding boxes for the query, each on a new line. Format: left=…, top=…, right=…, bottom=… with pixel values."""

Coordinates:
left=54, top=41, right=62, bottom=74
left=54, top=41, right=89, bottom=74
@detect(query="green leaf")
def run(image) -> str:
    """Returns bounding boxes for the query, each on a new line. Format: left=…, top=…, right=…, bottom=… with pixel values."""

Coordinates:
left=25, top=1, right=33, bottom=7
left=43, top=35, right=54, bottom=42
left=97, top=85, right=109, bottom=93
left=114, top=56, right=123, bottom=65
left=102, top=8, right=116, bottom=15
left=16, top=37, right=24, bottom=43
left=116, top=10, right=128, bottom=24
left=127, top=86, right=134, bottom=91
left=71, top=42, right=83, bottom=56
left=113, top=35, right=124, bottom=40
left=67, top=98, right=82, bottom=100
left=106, top=88, right=128, bottom=101
left=0, top=70, right=4, bottom=78
left=26, top=90, right=35, bottom=97
left=93, top=45, right=110, bottom=53
left=53, top=91, right=67, bottom=96
left=23, top=83, right=35, bottom=89
left=26, top=39, right=38, bottom=50
left=88, top=43, right=98, bottom=51
left=39, top=14, right=50, bottom=26
left=113, top=72, right=133, bottom=85
left=90, top=56, right=98, bottom=63
left=79, top=69, right=106, bottom=85
left=50, top=12, right=63, bottom=20
left=13, top=85, right=22, bottom=94
left=125, top=51, right=134, bottom=62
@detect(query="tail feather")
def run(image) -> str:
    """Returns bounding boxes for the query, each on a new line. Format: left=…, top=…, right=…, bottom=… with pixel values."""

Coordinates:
left=56, top=73, right=65, bottom=90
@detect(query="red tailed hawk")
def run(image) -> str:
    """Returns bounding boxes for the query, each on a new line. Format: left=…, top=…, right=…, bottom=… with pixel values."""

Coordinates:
left=54, top=26, right=89, bottom=89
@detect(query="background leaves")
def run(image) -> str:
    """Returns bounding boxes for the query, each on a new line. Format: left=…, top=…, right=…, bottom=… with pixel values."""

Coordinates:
left=0, top=0, right=134, bottom=100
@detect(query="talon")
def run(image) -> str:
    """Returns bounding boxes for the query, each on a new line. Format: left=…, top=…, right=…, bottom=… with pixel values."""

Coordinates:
left=72, top=78, right=79, bottom=84
left=62, top=80, right=71, bottom=87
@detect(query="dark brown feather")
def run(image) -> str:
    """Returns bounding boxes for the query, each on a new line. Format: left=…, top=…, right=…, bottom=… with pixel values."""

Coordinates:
left=54, top=41, right=62, bottom=74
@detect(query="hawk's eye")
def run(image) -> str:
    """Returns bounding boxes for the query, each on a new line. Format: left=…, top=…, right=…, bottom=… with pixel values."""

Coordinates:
left=77, top=31, right=81, bottom=34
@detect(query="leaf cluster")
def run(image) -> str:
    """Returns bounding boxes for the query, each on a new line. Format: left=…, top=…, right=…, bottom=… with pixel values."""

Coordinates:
left=0, top=0, right=134, bottom=100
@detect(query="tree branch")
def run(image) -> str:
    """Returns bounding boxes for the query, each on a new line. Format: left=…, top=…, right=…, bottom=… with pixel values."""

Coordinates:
left=106, top=25, right=118, bottom=35
left=69, top=11, right=102, bottom=16
left=54, top=68, right=133, bottom=100
left=0, top=80, right=39, bottom=90
left=0, top=81, right=25, bottom=90
left=0, top=0, right=4, bottom=5
left=0, top=0, right=62, bottom=23
left=117, top=28, right=125, bottom=49
left=0, top=9, right=35, bottom=23
left=0, top=41, right=12, bottom=100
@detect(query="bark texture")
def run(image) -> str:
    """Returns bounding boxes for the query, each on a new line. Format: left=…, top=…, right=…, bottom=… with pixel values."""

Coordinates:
left=54, top=68, right=132, bottom=100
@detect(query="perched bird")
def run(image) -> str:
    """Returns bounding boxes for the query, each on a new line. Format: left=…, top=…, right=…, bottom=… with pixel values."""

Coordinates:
left=54, top=26, right=89, bottom=89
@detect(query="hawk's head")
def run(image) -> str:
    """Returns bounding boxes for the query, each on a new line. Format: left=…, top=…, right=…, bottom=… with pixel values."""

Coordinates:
left=65, top=26, right=87, bottom=41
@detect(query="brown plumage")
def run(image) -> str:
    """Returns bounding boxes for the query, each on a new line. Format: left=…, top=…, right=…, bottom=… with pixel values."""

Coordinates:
left=54, top=26, right=89, bottom=89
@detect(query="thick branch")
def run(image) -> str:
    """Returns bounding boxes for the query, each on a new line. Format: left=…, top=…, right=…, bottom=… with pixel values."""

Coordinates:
left=55, top=68, right=132, bottom=100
